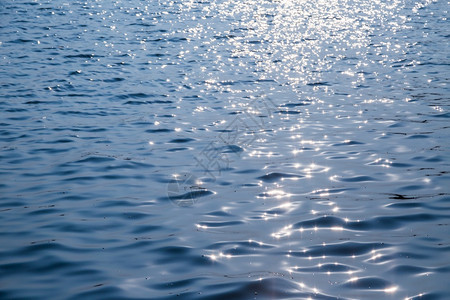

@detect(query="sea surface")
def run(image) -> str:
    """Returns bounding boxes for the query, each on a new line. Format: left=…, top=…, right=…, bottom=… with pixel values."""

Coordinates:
left=1, top=0, right=449, bottom=299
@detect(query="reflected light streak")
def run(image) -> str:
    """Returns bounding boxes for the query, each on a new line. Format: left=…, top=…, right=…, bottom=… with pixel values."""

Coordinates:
left=368, top=250, right=383, bottom=261
left=331, top=226, right=343, bottom=231
left=405, top=293, right=425, bottom=300
left=206, top=252, right=233, bottom=261
left=271, top=224, right=293, bottom=239
left=267, top=189, right=292, bottom=199
left=196, top=224, right=208, bottom=230
left=384, top=286, right=398, bottom=294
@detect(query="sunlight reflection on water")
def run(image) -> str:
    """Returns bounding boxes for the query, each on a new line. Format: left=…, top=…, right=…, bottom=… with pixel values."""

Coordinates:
left=0, top=0, right=448, bottom=299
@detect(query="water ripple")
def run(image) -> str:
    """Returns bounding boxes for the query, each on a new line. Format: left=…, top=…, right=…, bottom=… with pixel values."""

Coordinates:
left=0, top=0, right=449, bottom=299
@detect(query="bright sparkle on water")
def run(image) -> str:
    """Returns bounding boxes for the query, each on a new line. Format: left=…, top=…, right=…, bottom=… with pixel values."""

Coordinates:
left=0, top=0, right=448, bottom=299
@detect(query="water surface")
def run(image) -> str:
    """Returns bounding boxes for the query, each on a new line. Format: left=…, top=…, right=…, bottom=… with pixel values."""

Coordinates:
left=0, top=0, right=449, bottom=299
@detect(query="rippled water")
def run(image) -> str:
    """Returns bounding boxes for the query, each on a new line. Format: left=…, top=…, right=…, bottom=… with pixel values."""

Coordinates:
left=1, top=0, right=449, bottom=299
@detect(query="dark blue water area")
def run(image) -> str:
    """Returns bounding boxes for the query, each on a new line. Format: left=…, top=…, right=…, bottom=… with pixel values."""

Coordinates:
left=0, top=0, right=449, bottom=299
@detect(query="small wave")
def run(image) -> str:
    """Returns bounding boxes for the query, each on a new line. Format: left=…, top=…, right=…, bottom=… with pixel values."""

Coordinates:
left=168, top=138, right=195, bottom=143
left=288, top=242, right=388, bottom=257
left=342, top=277, right=393, bottom=290
left=257, top=172, right=304, bottom=182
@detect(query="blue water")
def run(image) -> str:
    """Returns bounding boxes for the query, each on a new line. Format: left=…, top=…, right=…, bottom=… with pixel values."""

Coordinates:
left=1, top=0, right=449, bottom=299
